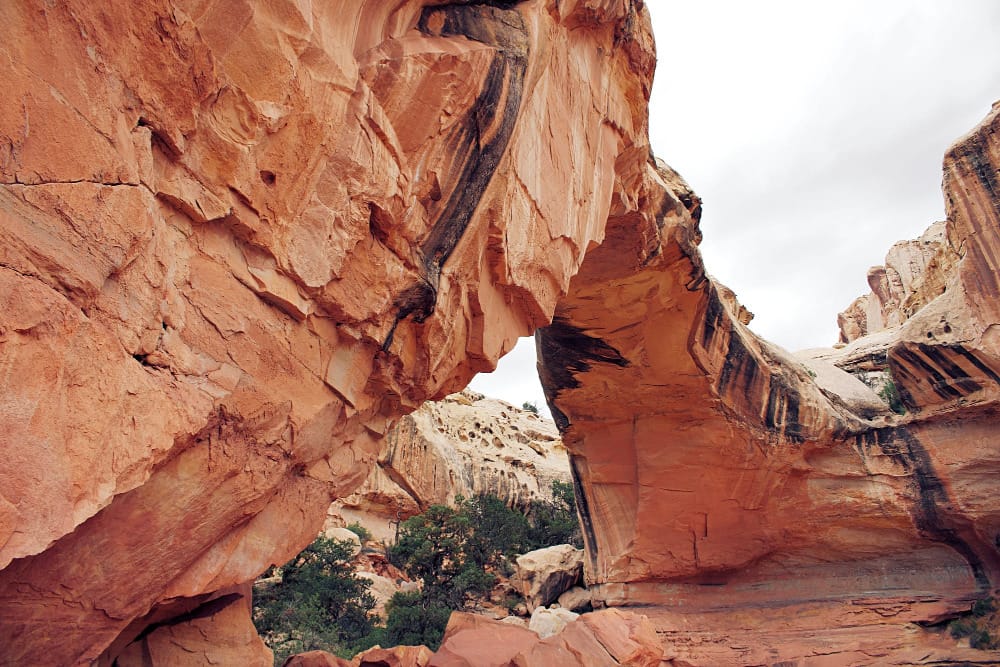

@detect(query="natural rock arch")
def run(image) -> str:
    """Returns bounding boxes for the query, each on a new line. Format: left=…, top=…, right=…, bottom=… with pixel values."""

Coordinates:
left=0, top=0, right=997, bottom=664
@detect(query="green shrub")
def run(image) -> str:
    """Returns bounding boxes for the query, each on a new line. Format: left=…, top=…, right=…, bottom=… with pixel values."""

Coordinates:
left=384, top=590, right=454, bottom=650
left=972, top=597, right=997, bottom=617
left=948, top=597, right=999, bottom=650
left=345, top=521, right=372, bottom=543
left=257, top=489, right=585, bottom=661
left=878, top=378, right=906, bottom=415
left=521, top=401, right=540, bottom=414
left=253, top=537, right=376, bottom=664
left=527, top=480, right=583, bottom=549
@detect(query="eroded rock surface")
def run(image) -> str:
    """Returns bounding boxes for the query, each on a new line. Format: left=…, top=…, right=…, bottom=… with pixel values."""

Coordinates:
left=1, top=0, right=998, bottom=664
left=0, top=0, right=653, bottom=663
left=537, top=105, right=1000, bottom=664
left=329, top=391, right=569, bottom=542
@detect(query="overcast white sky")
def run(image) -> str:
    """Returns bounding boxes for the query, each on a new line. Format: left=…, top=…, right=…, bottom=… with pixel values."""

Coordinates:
left=470, top=1, right=1000, bottom=417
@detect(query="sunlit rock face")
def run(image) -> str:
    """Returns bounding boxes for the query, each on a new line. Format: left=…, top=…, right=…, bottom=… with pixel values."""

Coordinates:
left=0, top=0, right=654, bottom=663
left=538, top=105, right=1000, bottom=664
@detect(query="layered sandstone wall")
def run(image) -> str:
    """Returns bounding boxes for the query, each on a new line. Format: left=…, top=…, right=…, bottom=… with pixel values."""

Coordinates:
left=329, top=391, right=570, bottom=542
left=0, top=1, right=654, bottom=664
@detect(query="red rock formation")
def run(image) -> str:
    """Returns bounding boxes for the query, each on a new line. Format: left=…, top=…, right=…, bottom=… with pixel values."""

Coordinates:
left=0, top=1, right=654, bottom=663
left=537, top=107, right=1000, bottom=664
left=1, top=0, right=998, bottom=663
left=428, top=609, right=663, bottom=667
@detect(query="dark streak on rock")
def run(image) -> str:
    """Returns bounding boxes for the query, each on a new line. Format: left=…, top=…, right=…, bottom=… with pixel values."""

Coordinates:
left=855, top=427, right=992, bottom=590
left=891, top=343, right=995, bottom=407
left=536, top=319, right=629, bottom=431
left=951, top=344, right=1000, bottom=385
left=892, top=345, right=964, bottom=401
left=384, top=3, right=528, bottom=345
left=967, top=135, right=1000, bottom=220
left=417, top=4, right=527, bottom=272
left=955, top=134, right=1000, bottom=296
left=700, top=287, right=726, bottom=349
left=717, top=328, right=757, bottom=399
left=569, top=454, right=599, bottom=572
left=382, top=280, right=438, bottom=351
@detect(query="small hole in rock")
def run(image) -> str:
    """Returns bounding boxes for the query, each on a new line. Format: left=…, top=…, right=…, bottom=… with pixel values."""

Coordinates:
left=260, top=170, right=276, bottom=186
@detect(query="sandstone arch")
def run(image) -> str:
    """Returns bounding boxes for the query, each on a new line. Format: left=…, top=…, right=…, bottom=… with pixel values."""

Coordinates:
left=0, top=0, right=997, bottom=664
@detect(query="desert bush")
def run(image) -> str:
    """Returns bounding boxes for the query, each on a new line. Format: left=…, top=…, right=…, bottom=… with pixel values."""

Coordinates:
left=345, top=521, right=372, bottom=543
left=254, top=536, right=376, bottom=663
left=527, top=480, right=583, bottom=549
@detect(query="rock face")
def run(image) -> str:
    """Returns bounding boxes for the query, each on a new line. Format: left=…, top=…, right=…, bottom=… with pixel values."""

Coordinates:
left=537, top=103, right=1000, bottom=665
left=0, top=1, right=654, bottom=663
left=838, top=220, right=957, bottom=343
left=527, top=605, right=579, bottom=638
left=329, top=391, right=569, bottom=543
left=1, top=0, right=998, bottom=665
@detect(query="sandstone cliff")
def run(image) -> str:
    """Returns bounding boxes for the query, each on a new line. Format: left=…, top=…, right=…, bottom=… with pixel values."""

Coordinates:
left=328, top=391, right=569, bottom=543
left=0, top=1, right=654, bottom=664
left=1, top=0, right=998, bottom=665
left=837, top=220, right=957, bottom=344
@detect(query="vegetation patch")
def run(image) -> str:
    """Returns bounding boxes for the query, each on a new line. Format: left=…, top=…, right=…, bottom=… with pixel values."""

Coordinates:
left=253, top=537, right=378, bottom=664
left=948, top=597, right=999, bottom=650
left=254, top=483, right=582, bottom=661
left=878, top=377, right=907, bottom=415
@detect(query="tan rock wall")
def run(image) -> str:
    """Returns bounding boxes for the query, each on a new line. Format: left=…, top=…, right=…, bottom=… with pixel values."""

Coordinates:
left=332, top=392, right=570, bottom=541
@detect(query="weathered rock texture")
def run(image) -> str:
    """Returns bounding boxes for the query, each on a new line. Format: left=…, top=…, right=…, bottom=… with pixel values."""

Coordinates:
left=838, top=220, right=957, bottom=343
left=515, top=543, right=584, bottom=611
left=430, top=609, right=663, bottom=667
left=329, top=391, right=569, bottom=543
left=1, top=0, right=999, bottom=663
left=537, top=102, right=1000, bottom=664
left=0, top=1, right=654, bottom=664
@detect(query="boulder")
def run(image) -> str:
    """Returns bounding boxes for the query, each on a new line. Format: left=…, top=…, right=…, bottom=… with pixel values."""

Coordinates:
left=356, top=645, right=433, bottom=667
left=528, top=605, right=579, bottom=639
left=556, top=586, right=593, bottom=613
left=515, top=544, right=584, bottom=610
left=513, top=609, right=663, bottom=667
left=428, top=612, right=539, bottom=667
